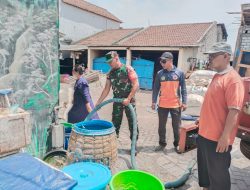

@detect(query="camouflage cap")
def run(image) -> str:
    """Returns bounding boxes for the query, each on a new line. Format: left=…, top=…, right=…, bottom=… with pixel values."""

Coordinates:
left=204, top=42, right=232, bottom=55
left=105, top=51, right=118, bottom=63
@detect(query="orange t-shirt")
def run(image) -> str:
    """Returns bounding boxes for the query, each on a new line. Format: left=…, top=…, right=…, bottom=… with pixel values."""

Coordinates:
left=199, top=69, right=244, bottom=144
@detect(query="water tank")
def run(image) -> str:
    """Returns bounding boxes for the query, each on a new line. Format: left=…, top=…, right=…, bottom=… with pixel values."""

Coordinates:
left=93, top=57, right=126, bottom=74
left=132, top=59, right=154, bottom=90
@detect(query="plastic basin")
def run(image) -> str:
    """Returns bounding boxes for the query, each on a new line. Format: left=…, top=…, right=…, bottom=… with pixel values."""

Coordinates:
left=110, top=170, right=164, bottom=190
left=62, top=162, right=111, bottom=190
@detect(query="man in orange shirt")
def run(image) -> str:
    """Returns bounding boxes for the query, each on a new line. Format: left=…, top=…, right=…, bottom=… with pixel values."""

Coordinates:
left=197, top=42, right=244, bottom=190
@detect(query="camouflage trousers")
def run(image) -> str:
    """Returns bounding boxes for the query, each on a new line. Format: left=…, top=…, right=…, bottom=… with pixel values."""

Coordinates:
left=112, top=102, right=139, bottom=141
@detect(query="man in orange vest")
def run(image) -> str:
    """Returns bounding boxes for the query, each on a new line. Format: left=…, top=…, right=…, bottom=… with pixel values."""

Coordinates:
left=152, top=52, right=187, bottom=153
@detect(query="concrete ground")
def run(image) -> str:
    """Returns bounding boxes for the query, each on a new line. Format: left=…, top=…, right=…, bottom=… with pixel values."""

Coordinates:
left=88, top=75, right=250, bottom=190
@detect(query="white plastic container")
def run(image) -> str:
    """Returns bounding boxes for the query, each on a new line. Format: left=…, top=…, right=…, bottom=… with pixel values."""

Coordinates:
left=52, top=124, right=64, bottom=148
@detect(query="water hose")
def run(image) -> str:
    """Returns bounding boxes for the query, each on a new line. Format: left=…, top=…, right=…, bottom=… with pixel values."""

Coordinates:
left=84, top=98, right=138, bottom=170
left=165, top=159, right=196, bottom=189
left=84, top=98, right=196, bottom=188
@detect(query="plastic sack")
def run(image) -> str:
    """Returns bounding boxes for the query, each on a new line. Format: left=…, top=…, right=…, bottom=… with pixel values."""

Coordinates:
left=186, top=85, right=207, bottom=96
left=182, top=94, right=204, bottom=116
left=189, top=70, right=216, bottom=79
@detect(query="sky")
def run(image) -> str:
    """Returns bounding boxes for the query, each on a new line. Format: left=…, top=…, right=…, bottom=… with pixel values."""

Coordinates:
left=86, top=0, right=248, bottom=50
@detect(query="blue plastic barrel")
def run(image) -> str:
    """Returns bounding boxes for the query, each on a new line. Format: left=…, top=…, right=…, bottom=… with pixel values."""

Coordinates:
left=62, top=162, right=111, bottom=190
left=67, top=120, right=117, bottom=166
left=74, top=120, right=115, bottom=136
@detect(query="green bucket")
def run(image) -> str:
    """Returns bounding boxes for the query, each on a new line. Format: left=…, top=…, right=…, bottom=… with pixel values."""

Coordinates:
left=109, top=170, right=165, bottom=190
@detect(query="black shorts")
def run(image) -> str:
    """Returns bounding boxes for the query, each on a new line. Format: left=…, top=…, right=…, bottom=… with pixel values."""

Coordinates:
left=197, top=135, right=232, bottom=190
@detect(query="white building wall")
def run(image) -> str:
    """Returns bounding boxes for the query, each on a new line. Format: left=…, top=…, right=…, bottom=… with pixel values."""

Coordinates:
left=177, top=23, right=222, bottom=72
left=178, top=47, right=198, bottom=73
left=197, top=23, right=218, bottom=60
left=217, top=25, right=226, bottom=42
left=59, top=0, right=120, bottom=42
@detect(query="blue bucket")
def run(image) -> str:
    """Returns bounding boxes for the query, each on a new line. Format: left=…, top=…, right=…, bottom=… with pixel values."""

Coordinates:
left=62, top=162, right=111, bottom=190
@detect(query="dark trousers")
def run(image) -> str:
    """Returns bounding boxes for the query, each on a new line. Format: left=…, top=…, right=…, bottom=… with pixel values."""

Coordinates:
left=158, top=107, right=181, bottom=147
left=197, top=135, right=232, bottom=190
left=112, top=102, right=139, bottom=141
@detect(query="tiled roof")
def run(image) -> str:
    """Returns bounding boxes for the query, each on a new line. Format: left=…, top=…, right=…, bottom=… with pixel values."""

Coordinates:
left=76, top=28, right=142, bottom=46
left=75, top=22, right=216, bottom=47
left=62, top=0, right=122, bottom=23
left=120, top=22, right=215, bottom=47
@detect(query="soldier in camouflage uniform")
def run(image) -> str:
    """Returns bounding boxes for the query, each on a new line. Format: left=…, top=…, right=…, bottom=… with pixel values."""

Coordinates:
left=96, top=51, right=139, bottom=142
